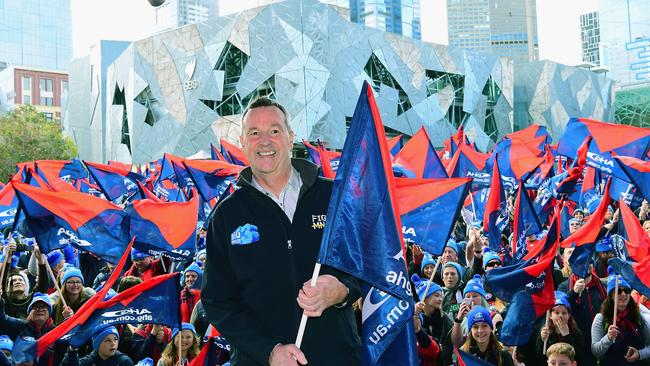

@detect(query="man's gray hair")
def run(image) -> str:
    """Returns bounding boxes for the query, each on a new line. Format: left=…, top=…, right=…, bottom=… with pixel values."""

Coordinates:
left=241, top=97, right=292, bottom=133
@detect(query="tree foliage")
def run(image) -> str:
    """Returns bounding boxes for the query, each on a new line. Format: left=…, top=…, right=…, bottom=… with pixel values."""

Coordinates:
left=0, top=105, right=78, bottom=182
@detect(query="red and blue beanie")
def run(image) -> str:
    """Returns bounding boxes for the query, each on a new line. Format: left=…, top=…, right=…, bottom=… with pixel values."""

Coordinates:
left=92, top=326, right=119, bottom=351
left=27, top=292, right=52, bottom=315
left=467, top=306, right=493, bottom=330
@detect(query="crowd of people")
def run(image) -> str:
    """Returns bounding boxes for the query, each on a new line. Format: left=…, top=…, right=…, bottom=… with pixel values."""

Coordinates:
left=1, top=95, right=650, bottom=366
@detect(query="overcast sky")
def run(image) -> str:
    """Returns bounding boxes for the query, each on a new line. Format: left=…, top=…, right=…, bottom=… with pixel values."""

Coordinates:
left=71, top=0, right=598, bottom=65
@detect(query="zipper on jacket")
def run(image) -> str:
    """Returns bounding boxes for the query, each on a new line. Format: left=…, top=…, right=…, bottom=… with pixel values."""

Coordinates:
left=287, top=239, right=292, bottom=249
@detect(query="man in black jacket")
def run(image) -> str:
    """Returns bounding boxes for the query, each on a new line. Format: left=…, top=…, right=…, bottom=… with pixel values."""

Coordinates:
left=201, top=97, right=361, bottom=366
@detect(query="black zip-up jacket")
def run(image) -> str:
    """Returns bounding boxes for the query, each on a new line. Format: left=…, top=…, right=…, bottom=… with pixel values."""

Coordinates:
left=201, top=159, right=361, bottom=366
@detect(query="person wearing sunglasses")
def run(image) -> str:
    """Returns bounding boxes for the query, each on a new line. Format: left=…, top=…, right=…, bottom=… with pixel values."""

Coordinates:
left=591, top=267, right=650, bottom=365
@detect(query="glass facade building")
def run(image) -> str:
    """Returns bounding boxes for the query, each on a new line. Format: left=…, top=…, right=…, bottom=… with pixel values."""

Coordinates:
left=0, top=0, right=72, bottom=70
left=350, top=0, right=421, bottom=40
left=447, top=0, right=538, bottom=63
left=580, top=11, right=601, bottom=66
left=599, top=0, right=650, bottom=85
left=156, top=0, right=218, bottom=31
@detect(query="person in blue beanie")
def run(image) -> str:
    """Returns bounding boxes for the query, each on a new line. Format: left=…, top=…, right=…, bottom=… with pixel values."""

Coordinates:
left=536, top=291, right=585, bottom=364
left=50, top=267, right=95, bottom=325
left=180, top=263, right=202, bottom=322
left=157, top=323, right=199, bottom=366
left=441, top=261, right=465, bottom=319
left=451, top=275, right=492, bottom=348
left=62, top=325, right=133, bottom=366
left=412, top=273, right=453, bottom=365
left=460, top=306, right=514, bottom=366
left=591, top=267, right=650, bottom=366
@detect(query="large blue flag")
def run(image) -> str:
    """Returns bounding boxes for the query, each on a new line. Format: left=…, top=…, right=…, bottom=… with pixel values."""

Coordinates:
left=85, top=161, right=145, bottom=204
left=0, top=184, right=18, bottom=231
left=316, top=82, right=416, bottom=365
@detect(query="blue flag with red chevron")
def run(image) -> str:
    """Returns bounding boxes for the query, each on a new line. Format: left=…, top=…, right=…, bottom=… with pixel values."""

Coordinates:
left=0, top=183, right=18, bottom=231
left=615, top=155, right=650, bottom=203
left=125, top=191, right=198, bottom=259
left=483, top=157, right=508, bottom=253
left=68, top=273, right=182, bottom=348
left=316, top=82, right=417, bottom=365
left=446, top=144, right=491, bottom=191
left=455, top=348, right=495, bottom=366
left=396, top=177, right=471, bottom=256
left=85, top=161, right=145, bottom=204
left=486, top=210, right=561, bottom=302
left=220, top=138, right=249, bottom=166
left=182, top=160, right=242, bottom=201
left=618, top=199, right=650, bottom=262
left=393, top=127, right=448, bottom=179
left=609, top=256, right=650, bottom=299
left=510, top=181, right=542, bottom=263
left=489, top=137, right=545, bottom=192
left=12, top=182, right=130, bottom=263
left=35, top=160, right=88, bottom=190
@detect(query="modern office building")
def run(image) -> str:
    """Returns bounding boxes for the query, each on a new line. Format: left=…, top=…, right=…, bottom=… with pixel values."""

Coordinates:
left=0, top=66, right=69, bottom=122
left=447, top=0, right=538, bottom=63
left=580, top=11, right=601, bottom=66
left=155, top=0, right=218, bottom=31
left=63, top=0, right=612, bottom=164
left=0, top=0, right=72, bottom=71
left=599, top=0, right=650, bottom=85
left=349, top=0, right=421, bottom=39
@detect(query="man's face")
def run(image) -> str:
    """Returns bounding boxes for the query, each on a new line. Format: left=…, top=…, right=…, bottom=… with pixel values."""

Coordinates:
left=441, top=247, right=458, bottom=264
left=643, top=220, right=650, bottom=235
left=28, top=302, right=49, bottom=323
left=240, top=106, right=294, bottom=179
left=184, top=271, right=198, bottom=287
left=569, top=221, right=580, bottom=234
left=442, top=267, right=459, bottom=289
left=134, top=257, right=152, bottom=273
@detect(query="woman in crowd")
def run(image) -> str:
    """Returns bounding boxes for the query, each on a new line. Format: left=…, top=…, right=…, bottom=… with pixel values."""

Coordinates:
left=536, top=292, right=585, bottom=364
left=49, top=267, right=96, bottom=325
left=460, top=306, right=514, bottom=366
left=157, top=323, right=200, bottom=366
left=591, top=269, right=650, bottom=365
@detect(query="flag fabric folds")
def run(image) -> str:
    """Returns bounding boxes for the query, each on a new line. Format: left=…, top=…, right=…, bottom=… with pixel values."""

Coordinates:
left=0, top=184, right=18, bottom=231
left=316, top=82, right=416, bottom=365
left=483, top=157, right=508, bottom=252
left=609, top=256, right=650, bottom=299
left=182, top=160, right=242, bottom=201
left=85, top=161, right=145, bottom=204
left=395, top=177, right=471, bottom=256
left=393, top=127, right=448, bottom=179
left=455, top=348, right=495, bottom=366
left=219, top=138, right=249, bottom=166
left=615, top=155, right=650, bottom=203
left=13, top=182, right=130, bottom=263
left=125, top=190, right=198, bottom=259
left=618, top=199, right=650, bottom=262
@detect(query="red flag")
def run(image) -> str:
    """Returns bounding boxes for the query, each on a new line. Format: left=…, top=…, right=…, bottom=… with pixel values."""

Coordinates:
left=560, top=178, right=612, bottom=248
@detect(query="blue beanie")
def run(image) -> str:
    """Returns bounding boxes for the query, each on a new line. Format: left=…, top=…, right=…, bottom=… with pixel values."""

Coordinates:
left=46, top=251, right=64, bottom=268
left=0, top=335, right=13, bottom=352
left=574, top=208, right=585, bottom=216
left=553, top=291, right=571, bottom=312
left=92, top=326, right=119, bottom=351
left=595, top=236, right=613, bottom=253
left=62, top=267, right=84, bottom=285
left=411, top=273, right=442, bottom=300
left=184, top=262, right=203, bottom=277
left=11, top=336, right=36, bottom=364
left=172, top=322, right=197, bottom=340
left=131, top=248, right=150, bottom=261
left=421, top=253, right=436, bottom=273
left=568, top=217, right=580, bottom=225
left=463, top=275, right=487, bottom=299
left=445, top=239, right=461, bottom=255
left=607, top=266, right=631, bottom=295
left=442, top=261, right=464, bottom=279
left=482, top=248, right=501, bottom=269
left=471, top=221, right=482, bottom=229
left=136, top=358, right=154, bottom=366
left=467, top=306, right=493, bottom=330
left=27, top=292, right=52, bottom=315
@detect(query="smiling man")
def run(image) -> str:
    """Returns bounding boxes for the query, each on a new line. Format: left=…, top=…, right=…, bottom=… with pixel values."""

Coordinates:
left=201, top=97, right=361, bottom=366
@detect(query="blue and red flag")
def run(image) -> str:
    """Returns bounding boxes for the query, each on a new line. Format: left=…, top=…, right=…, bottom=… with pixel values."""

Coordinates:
left=505, top=124, right=551, bottom=149
left=446, top=143, right=491, bottom=190
left=609, top=256, right=650, bottom=299
left=219, top=138, right=249, bottom=166
left=578, top=166, right=601, bottom=210
left=35, top=159, right=88, bottom=191
left=615, top=155, right=650, bottom=203
left=85, top=161, right=145, bottom=204
left=558, top=117, right=650, bottom=160
left=68, top=272, right=182, bottom=347
left=182, top=159, right=242, bottom=201
left=486, top=210, right=561, bottom=301
left=12, top=182, right=130, bottom=263
left=396, top=177, right=471, bottom=256
left=210, top=142, right=227, bottom=161
left=153, top=178, right=186, bottom=202
left=387, top=135, right=403, bottom=157
left=125, top=190, right=198, bottom=259
left=157, top=153, right=187, bottom=183
left=36, top=239, right=134, bottom=357
left=0, top=183, right=18, bottom=231
left=75, top=178, right=103, bottom=197
left=188, top=335, right=231, bottom=366
left=393, top=127, right=448, bottom=179
left=490, top=136, right=545, bottom=185
left=455, top=348, right=495, bottom=366
left=171, top=160, right=195, bottom=193
left=618, top=199, right=650, bottom=262
left=510, top=181, right=543, bottom=263
left=567, top=179, right=612, bottom=278
left=483, top=157, right=508, bottom=252
left=316, top=82, right=417, bottom=365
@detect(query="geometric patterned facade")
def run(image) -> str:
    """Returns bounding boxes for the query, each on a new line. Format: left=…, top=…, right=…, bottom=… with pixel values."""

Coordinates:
left=614, top=82, right=650, bottom=128
left=513, top=60, right=615, bottom=140
left=63, top=0, right=608, bottom=164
